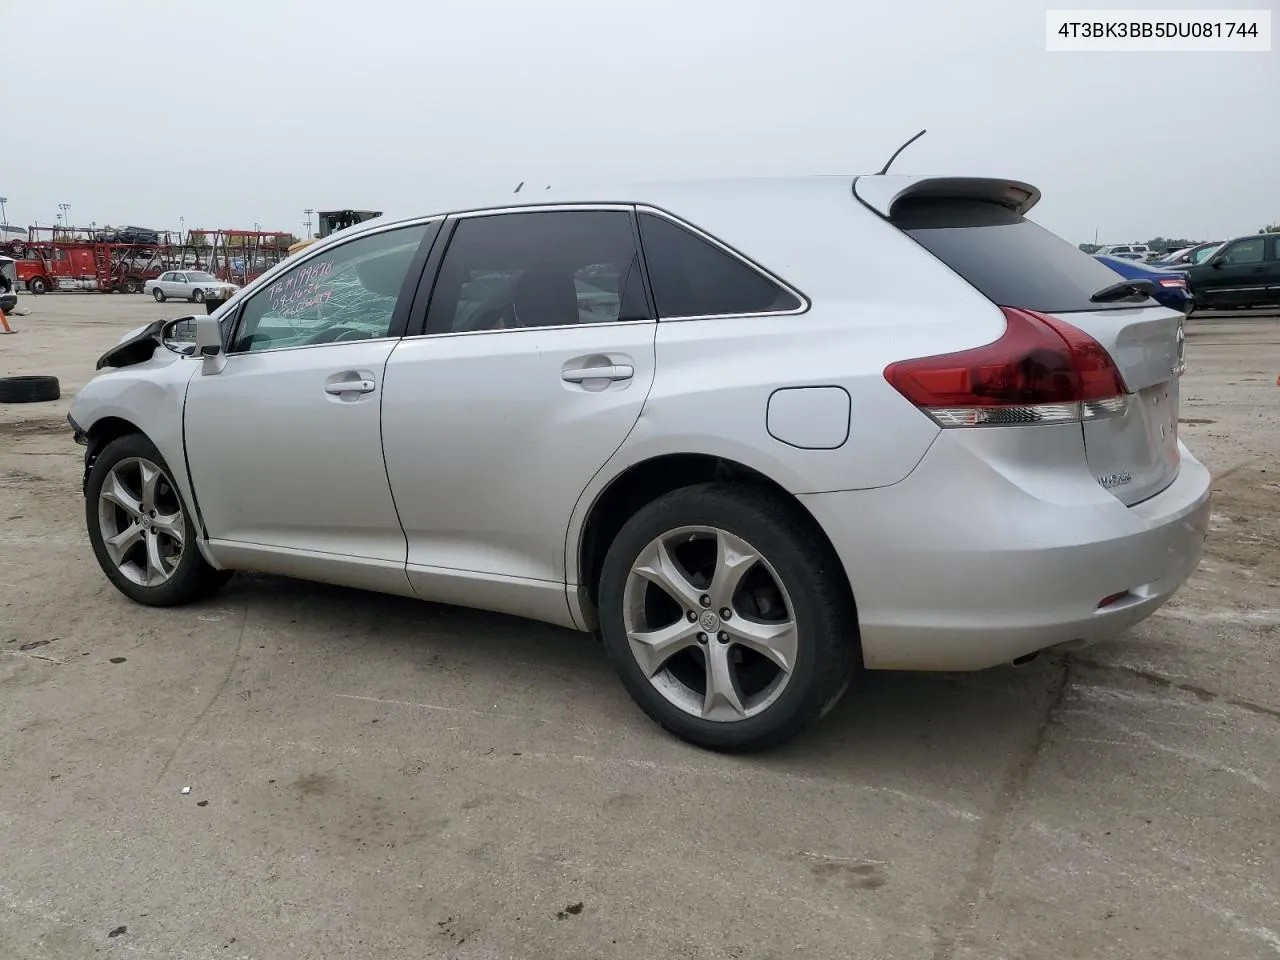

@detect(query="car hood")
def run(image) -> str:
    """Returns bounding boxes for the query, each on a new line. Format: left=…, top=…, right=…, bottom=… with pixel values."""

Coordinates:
left=101, top=319, right=170, bottom=367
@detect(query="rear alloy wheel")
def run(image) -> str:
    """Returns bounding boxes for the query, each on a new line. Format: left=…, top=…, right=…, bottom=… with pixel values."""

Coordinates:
left=153, top=288, right=165, bottom=302
left=598, top=484, right=856, bottom=752
left=85, top=433, right=231, bottom=606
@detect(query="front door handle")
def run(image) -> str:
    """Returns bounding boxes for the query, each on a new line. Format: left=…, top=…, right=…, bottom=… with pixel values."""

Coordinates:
left=561, top=364, right=634, bottom=383
left=325, top=378, right=376, bottom=395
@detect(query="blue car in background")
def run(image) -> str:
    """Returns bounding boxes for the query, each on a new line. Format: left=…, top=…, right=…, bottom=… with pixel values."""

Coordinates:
left=1093, top=255, right=1193, bottom=313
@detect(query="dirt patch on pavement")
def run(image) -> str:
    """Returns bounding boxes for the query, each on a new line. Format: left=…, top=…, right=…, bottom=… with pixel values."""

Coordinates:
left=1207, top=467, right=1279, bottom=572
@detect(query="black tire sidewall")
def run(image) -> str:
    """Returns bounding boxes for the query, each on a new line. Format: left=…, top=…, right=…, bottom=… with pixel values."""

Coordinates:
left=85, top=433, right=224, bottom=606
left=154, top=289, right=164, bottom=302
left=598, top=483, right=853, bottom=751
left=0, top=376, right=60, bottom=404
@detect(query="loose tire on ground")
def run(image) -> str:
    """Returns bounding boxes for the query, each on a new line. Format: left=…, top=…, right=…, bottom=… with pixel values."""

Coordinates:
left=85, top=432, right=232, bottom=607
left=0, top=375, right=61, bottom=403
left=597, top=482, right=857, bottom=753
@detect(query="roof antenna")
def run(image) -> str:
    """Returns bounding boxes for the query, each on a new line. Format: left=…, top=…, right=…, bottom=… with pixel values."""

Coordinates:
left=877, top=128, right=927, bottom=176
left=513, top=181, right=524, bottom=194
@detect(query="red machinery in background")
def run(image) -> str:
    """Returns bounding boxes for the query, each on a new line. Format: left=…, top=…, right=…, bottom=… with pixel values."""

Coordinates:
left=5, top=226, right=175, bottom=294
left=0, top=225, right=294, bottom=294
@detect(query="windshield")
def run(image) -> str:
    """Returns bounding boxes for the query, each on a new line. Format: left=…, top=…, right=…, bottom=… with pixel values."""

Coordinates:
left=1190, top=244, right=1222, bottom=264
left=187, top=271, right=216, bottom=281
left=1155, top=247, right=1191, bottom=262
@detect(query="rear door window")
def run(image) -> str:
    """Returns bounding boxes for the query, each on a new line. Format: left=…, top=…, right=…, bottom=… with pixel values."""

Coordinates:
left=637, top=212, right=803, bottom=319
left=892, top=198, right=1153, bottom=313
left=424, top=210, right=648, bottom=334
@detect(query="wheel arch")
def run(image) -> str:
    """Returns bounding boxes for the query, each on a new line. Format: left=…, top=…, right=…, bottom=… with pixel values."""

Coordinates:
left=572, top=452, right=858, bottom=638
left=82, top=415, right=144, bottom=492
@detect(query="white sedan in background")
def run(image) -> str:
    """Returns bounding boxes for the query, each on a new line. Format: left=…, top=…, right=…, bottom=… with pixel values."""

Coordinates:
left=144, top=271, right=239, bottom=304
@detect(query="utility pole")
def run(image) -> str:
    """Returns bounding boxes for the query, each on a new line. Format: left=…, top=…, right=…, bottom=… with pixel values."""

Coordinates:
left=303, top=208, right=313, bottom=239
left=58, top=202, right=71, bottom=228
left=0, top=196, right=8, bottom=227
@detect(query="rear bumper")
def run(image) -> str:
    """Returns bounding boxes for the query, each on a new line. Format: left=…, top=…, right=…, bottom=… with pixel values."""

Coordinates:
left=799, top=428, right=1212, bottom=671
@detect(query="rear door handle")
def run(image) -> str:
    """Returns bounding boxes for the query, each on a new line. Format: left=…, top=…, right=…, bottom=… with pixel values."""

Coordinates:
left=325, top=378, right=376, bottom=395
left=561, top=364, right=634, bottom=383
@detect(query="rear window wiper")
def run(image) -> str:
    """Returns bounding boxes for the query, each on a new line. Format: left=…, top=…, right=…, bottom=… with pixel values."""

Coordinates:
left=1090, top=278, right=1156, bottom=303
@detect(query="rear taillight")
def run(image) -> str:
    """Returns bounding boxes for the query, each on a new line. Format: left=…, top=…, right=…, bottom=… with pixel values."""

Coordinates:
left=1157, top=277, right=1186, bottom=288
left=883, top=306, right=1129, bottom=427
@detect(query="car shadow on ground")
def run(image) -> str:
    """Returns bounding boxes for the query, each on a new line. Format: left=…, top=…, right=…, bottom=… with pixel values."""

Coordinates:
left=213, top=572, right=1060, bottom=790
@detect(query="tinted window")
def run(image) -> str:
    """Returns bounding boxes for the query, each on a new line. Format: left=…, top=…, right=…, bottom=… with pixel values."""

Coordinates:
left=1221, top=237, right=1265, bottom=265
left=425, top=211, right=647, bottom=334
left=638, top=213, right=802, bottom=318
left=1269, top=236, right=1280, bottom=261
left=231, top=222, right=430, bottom=353
left=894, top=199, right=1153, bottom=313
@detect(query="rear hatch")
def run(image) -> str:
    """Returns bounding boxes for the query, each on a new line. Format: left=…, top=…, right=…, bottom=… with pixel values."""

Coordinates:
left=875, top=186, right=1184, bottom=506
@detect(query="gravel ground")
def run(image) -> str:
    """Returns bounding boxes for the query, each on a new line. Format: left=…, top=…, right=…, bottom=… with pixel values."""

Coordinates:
left=1, top=294, right=1277, bottom=960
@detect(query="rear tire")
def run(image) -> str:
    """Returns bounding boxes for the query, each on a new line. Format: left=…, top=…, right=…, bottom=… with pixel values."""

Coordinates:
left=85, top=433, right=232, bottom=607
left=597, top=483, right=857, bottom=752
left=153, top=288, right=165, bottom=302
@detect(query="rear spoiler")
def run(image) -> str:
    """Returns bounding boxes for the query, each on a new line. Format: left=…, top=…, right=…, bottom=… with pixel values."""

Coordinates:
left=853, top=175, right=1041, bottom=219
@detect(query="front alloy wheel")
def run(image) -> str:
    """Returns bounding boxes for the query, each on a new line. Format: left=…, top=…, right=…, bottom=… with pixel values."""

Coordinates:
left=85, top=433, right=231, bottom=606
left=97, top=456, right=186, bottom=586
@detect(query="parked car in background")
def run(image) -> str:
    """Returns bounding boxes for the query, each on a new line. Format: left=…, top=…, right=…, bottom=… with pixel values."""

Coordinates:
left=1096, top=243, right=1154, bottom=261
left=1187, top=234, right=1280, bottom=310
left=96, top=226, right=162, bottom=245
left=1153, top=242, right=1222, bottom=270
left=143, top=270, right=240, bottom=303
left=1093, top=254, right=1192, bottom=312
left=69, top=174, right=1209, bottom=752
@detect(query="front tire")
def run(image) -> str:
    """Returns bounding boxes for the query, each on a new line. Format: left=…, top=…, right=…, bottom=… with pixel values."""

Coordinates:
left=192, top=289, right=205, bottom=303
left=85, top=433, right=231, bottom=606
left=597, top=483, right=857, bottom=752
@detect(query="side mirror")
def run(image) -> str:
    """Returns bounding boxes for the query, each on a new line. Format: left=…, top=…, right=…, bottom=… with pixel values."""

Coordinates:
left=195, top=315, right=227, bottom=374
left=1210, top=258, right=1225, bottom=269
left=160, top=316, right=198, bottom=355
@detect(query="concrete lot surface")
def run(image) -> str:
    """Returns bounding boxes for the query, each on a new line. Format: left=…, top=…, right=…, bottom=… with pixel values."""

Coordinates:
left=1, top=295, right=1277, bottom=960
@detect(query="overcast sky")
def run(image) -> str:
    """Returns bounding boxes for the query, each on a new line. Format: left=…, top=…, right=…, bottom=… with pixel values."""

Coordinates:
left=6, top=0, right=1276, bottom=244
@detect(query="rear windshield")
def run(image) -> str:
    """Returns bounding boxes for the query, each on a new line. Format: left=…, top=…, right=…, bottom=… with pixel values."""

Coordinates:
left=892, top=198, right=1155, bottom=313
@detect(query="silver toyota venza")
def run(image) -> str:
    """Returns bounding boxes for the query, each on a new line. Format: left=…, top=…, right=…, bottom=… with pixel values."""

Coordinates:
left=69, top=175, right=1211, bottom=751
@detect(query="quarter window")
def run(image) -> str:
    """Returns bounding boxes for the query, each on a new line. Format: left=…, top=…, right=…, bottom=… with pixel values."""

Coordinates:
left=425, top=210, right=647, bottom=334
left=230, top=223, right=431, bottom=353
left=1221, top=237, right=1264, bottom=265
left=637, top=212, right=802, bottom=318
left=1268, top=236, right=1280, bottom=261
